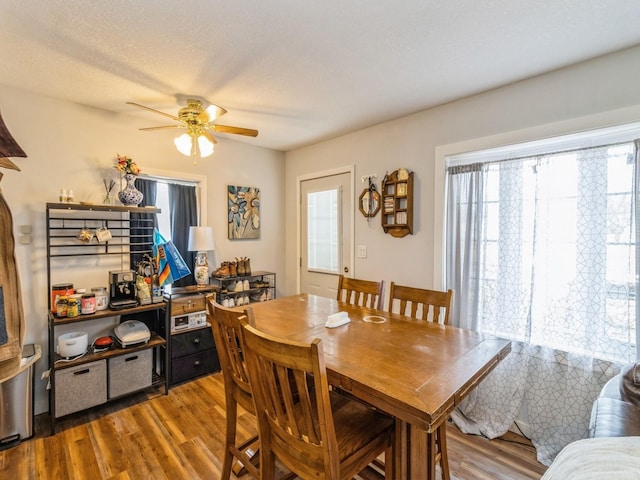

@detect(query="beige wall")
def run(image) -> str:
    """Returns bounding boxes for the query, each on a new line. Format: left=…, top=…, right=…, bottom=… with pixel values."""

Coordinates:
left=284, top=45, right=640, bottom=306
left=0, top=86, right=285, bottom=413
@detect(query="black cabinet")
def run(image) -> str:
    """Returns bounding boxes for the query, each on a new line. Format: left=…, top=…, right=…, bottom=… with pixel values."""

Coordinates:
left=170, top=327, right=220, bottom=385
left=162, top=285, right=220, bottom=386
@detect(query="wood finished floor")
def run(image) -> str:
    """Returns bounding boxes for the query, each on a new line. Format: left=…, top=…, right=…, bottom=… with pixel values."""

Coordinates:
left=0, top=373, right=548, bottom=479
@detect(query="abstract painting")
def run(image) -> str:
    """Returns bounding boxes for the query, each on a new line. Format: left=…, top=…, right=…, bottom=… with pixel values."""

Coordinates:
left=228, top=185, right=260, bottom=240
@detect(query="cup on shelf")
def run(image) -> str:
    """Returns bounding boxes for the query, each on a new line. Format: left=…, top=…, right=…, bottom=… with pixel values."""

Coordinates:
left=95, top=226, right=112, bottom=243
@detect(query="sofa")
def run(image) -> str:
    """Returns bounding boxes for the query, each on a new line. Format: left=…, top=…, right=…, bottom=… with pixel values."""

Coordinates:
left=542, top=363, right=640, bottom=479
left=589, top=363, right=640, bottom=438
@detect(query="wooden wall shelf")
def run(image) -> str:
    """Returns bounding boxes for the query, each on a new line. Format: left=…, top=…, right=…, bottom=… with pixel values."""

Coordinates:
left=381, top=169, right=414, bottom=237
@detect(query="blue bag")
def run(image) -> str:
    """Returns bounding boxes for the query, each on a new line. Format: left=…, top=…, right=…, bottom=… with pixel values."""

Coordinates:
left=153, top=229, right=191, bottom=286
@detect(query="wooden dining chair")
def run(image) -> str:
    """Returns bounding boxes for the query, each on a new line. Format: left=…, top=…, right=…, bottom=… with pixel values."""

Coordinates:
left=239, top=319, right=396, bottom=479
left=336, top=274, right=384, bottom=310
left=387, top=282, right=454, bottom=325
left=387, top=282, right=454, bottom=480
left=207, top=300, right=260, bottom=479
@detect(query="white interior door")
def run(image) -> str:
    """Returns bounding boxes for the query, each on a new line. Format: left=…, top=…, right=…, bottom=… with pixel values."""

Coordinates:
left=300, top=172, right=352, bottom=298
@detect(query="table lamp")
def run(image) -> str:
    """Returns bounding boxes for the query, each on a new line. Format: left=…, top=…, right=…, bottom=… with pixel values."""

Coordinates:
left=188, top=226, right=215, bottom=286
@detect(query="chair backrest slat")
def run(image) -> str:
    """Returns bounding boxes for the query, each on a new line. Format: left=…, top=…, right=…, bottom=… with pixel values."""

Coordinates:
left=336, top=275, right=383, bottom=310
left=388, top=282, right=454, bottom=325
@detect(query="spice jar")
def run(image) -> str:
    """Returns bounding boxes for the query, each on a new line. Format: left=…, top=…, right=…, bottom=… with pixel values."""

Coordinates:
left=67, top=298, right=79, bottom=318
left=55, top=296, right=68, bottom=318
left=91, top=287, right=108, bottom=311
left=81, top=293, right=96, bottom=315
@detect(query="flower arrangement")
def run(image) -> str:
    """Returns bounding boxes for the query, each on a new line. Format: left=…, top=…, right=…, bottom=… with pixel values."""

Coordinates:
left=116, top=154, right=141, bottom=175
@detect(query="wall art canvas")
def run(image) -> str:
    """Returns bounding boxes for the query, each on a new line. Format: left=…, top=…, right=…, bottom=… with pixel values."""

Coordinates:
left=228, top=185, right=261, bottom=240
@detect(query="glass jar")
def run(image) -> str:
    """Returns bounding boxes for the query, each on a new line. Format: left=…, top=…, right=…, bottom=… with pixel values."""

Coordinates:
left=81, top=293, right=96, bottom=315
left=67, top=298, right=79, bottom=318
left=92, top=287, right=108, bottom=311
left=51, top=283, right=74, bottom=314
left=55, top=296, right=68, bottom=318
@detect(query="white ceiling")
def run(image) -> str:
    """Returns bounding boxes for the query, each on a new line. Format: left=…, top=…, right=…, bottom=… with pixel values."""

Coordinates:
left=1, top=1, right=640, bottom=152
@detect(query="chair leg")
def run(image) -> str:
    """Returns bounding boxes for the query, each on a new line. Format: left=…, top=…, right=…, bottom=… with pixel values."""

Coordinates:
left=383, top=443, right=394, bottom=480
left=426, top=430, right=437, bottom=480
left=436, top=423, right=450, bottom=480
left=261, top=449, right=276, bottom=480
left=221, top=400, right=238, bottom=480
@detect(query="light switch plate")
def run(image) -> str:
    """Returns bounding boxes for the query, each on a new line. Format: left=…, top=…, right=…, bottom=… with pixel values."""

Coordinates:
left=357, top=245, right=367, bottom=258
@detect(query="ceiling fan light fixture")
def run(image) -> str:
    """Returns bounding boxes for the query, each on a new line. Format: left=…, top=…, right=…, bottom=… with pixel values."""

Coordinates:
left=174, top=133, right=193, bottom=157
left=174, top=133, right=215, bottom=159
left=198, top=135, right=214, bottom=157
left=129, top=98, right=254, bottom=163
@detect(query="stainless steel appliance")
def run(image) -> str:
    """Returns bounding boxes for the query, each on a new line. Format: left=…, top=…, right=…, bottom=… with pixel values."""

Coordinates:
left=0, top=344, right=38, bottom=450
left=109, top=270, right=138, bottom=310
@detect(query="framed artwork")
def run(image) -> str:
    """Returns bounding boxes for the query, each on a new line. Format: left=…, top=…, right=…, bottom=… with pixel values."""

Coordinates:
left=228, top=185, right=261, bottom=240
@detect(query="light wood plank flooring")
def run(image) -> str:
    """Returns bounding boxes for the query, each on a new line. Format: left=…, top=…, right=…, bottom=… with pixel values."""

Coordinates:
left=0, top=373, right=547, bottom=479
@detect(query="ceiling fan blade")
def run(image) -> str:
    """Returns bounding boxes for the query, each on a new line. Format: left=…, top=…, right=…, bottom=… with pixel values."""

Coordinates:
left=139, top=125, right=183, bottom=131
left=126, top=102, right=180, bottom=121
left=197, top=103, right=227, bottom=124
left=210, top=124, right=259, bottom=137
left=202, top=130, right=218, bottom=145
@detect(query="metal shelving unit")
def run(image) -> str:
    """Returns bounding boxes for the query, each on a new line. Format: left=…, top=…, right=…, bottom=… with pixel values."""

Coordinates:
left=45, top=202, right=168, bottom=433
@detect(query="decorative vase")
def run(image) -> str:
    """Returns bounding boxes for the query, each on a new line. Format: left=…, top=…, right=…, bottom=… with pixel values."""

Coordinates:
left=118, top=173, right=143, bottom=207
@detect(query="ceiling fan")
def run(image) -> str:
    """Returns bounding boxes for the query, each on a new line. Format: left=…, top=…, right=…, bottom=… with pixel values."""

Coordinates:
left=126, top=98, right=258, bottom=160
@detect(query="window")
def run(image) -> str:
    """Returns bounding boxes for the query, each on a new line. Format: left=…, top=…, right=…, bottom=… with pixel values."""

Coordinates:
left=307, top=189, right=340, bottom=273
left=446, top=135, right=638, bottom=364
left=155, top=182, right=172, bottom=241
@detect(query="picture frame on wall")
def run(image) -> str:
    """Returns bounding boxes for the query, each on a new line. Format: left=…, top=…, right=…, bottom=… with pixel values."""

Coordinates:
left=228, top=185, right=261, bottom=240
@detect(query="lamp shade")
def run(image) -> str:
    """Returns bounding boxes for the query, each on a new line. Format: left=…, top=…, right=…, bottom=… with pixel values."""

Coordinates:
left=188, top=226, right=215, bottom=252
left=174, top=133, right=215, bottom=158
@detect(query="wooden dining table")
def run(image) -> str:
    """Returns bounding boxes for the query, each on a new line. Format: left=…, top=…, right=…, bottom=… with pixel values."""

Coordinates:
left=247, top=293, right=511, bottom=479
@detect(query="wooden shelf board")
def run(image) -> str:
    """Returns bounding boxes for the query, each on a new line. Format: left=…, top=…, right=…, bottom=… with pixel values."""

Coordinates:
left=53, top=334, right=166, bottom=371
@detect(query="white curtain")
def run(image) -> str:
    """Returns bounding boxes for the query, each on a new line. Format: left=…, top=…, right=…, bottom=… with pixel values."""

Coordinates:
left=446, top=141, right=638, bottom=465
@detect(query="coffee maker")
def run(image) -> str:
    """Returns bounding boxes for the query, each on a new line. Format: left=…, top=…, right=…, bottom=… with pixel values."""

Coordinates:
left=109, top=270, right=138, bottom=310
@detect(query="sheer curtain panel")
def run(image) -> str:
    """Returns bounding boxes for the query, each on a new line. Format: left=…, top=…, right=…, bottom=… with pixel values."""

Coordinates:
left=445, top=139, right=638, bottom=465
